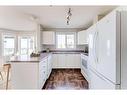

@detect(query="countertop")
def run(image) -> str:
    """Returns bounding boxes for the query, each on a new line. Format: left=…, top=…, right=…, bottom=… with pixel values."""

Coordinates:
left=42, top=50, right=88, bottom=56
left=9, top=50, right=88, bottom=62
left=9, top=55, right=40, bottom=62
left=9, top=53, right=51, bottom=63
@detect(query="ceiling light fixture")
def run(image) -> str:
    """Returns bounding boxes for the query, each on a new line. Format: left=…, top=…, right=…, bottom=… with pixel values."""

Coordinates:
left=67, top=8, right=72, bottom=25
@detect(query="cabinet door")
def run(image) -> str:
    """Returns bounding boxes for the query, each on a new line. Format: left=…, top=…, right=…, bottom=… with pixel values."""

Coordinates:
left=73, top=54, right=81, bottom=68
left=57, top=54, right=66, bottom=68
left=86, top=30, right=89, bottom=43
left=77, top=30, right=88, bottom=45
left=66, top=54, right=81, bottom=68
left=42, top=31, right=55, bottom=44
left=53, top=54, right=66, bottom=68
left=52, top=54, right=58, bottom=68
left=78, top=31, right=84, bottom=44
left=66, top=54, right=74, bottom=68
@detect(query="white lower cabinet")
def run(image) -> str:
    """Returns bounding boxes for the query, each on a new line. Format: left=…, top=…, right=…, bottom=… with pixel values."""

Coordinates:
left=39, top=54, right=52, bottom=88
left=39, top=57, right=48, bottom=89
left=52, top=54, right=58, bottom=68
left=39, top=70, right=47, bottom=89
left=58, top=54, right=66, bottom=68
left=47, top=54, right=52, bottom=78
left=66, top=54, right=81, bottom=68
left=52, top=54, right=81, bottom=68
left=73, top=54, right=81, bottom=68
left=66, top=54, right=74, bottom=68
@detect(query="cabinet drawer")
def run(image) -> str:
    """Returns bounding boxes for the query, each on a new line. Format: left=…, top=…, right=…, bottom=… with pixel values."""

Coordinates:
left=40, top=60, right=47, bottom=65
left=41, top=65, right=47, bottom=69
left=39, top=66, right=47, bottom=73
left=40, top=71, right=46, bottom=77
left=39, top=63, right=47, bottom=69
left=39, top=60, right=47, bottom=69
left=39, top=67, right=47, bottom=73
left=40, top=57, right=47, bottom=63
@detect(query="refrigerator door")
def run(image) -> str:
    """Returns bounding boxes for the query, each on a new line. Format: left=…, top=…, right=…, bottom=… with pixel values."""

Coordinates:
left=88, top=24, right=97, bottom=70
left=97, top=11, right=121, bottom=84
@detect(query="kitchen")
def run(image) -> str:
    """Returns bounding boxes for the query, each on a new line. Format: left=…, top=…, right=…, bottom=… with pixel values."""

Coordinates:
left=0, top=6, right=127, bottom=90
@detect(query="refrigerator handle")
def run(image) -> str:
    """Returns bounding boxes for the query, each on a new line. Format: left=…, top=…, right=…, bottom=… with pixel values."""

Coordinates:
left=94, top=30, right=98, bottom=63
left=93, top=31, right=96, bottom=63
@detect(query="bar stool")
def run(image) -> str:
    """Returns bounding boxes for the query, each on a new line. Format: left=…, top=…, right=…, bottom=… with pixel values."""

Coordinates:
left=0, top=57, right=11, bottom=89
left=0, top=58, right=4, bottom=81
left=0, top=66, right=4, bottom=80
left=3, top=64, right=11, bottom=89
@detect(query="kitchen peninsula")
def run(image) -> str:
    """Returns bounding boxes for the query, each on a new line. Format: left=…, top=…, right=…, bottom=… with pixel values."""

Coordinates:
left=9, top=53, right=52, bottom=89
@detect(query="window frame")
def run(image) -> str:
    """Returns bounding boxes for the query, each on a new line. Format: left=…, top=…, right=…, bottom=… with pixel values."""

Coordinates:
left=56, top=32, right=76, bottom=50
left=2, top=34, right=16, bottom=56
left=18, top=36, right=34, bottom=55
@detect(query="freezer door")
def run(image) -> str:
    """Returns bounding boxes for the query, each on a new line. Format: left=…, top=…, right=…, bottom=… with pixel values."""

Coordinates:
left=97, top=11, right=121, bottom=84
left=89, top=67, right=120, bottom=89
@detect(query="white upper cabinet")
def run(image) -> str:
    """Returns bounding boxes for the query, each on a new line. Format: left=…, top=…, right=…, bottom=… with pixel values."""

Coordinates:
left=77, top=30, right=88, bottom=45
left=42, top=31, right=55, bottom=45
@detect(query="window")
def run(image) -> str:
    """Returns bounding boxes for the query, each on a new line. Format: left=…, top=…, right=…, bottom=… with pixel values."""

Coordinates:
left=66, top=34, right=75, bottom=48
left=57, top=34, right=66, bottom=48
left=3, top=35, right=15, bottom=56
left=19, top=36, right=34, bottom=55
left=56, top=32, right=76, bottom=49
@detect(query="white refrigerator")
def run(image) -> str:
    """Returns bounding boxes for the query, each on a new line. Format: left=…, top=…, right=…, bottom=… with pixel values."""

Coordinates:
left=88, top=10, right=127, bottom=89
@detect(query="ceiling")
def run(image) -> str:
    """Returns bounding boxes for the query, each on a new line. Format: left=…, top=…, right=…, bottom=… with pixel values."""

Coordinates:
left=12, top=6, right=117, bottom=29
left=1, top=6, right=117, bottom=30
